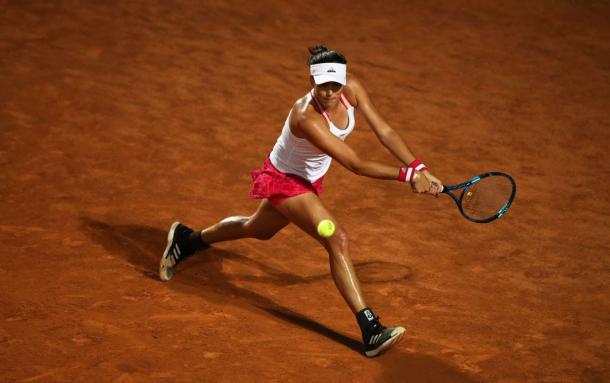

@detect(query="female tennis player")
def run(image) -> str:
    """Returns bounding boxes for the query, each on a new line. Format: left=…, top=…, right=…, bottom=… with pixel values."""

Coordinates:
left=160, top=45, right=442, bottom=357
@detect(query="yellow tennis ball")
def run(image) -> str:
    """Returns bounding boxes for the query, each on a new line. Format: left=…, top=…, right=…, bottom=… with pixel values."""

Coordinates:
left=317, top=219, right=335, bottom=238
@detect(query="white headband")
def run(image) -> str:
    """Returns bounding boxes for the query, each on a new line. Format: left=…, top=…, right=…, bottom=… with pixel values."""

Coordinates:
left=310, top=63, right=347, bottom=85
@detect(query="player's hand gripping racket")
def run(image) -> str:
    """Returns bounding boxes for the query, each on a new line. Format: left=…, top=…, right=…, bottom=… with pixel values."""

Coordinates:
left=440, top=172, right=516, bottom=223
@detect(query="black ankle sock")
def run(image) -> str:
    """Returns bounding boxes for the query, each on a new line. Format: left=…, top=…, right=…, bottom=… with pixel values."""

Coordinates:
left=356, top=307, right=378, bottom=334
left=188, top=230, right=209, bottom=252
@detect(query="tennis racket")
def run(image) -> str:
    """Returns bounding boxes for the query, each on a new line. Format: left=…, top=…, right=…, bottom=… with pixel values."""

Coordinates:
left=441, top=172, right=516, bottom=223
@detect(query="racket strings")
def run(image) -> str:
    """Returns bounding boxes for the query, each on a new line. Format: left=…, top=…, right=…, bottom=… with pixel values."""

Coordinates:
left=461, top=177, right=514, bottom=220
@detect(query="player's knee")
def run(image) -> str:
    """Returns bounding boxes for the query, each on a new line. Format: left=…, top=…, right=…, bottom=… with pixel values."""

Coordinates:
left=326, top=226, right=348, bottom=253
left=252, top=230, right=277, bottom=241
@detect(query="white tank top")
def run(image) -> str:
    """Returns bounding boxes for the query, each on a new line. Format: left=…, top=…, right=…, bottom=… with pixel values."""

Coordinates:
left=269, top=90, right=356, bottom=182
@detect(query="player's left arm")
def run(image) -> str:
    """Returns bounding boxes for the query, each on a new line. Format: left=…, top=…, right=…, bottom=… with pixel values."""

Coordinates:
left=347, top=76, right=442, bottom=194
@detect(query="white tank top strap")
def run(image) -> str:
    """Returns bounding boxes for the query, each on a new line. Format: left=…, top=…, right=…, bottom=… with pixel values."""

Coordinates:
left=309, top=90, right=332, bottom=123
left=339, top=93, right=353, bottom=109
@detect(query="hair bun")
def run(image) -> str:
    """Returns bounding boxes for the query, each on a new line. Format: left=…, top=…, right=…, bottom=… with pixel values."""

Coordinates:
left=308, top=45, right=328, bottom=56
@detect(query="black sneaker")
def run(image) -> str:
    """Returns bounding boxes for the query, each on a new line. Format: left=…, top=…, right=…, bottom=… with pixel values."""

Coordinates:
left=363, top=318, right=406, bottom=357
left=159, top=222, right=195, bottom=281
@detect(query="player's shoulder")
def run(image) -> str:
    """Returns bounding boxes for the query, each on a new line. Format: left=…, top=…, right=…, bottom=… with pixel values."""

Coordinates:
left=289, top=93, right=325, bottom=129
left=344, top=75, right=367, bottom=107
left=346, top=74, right=365, bottom=89
left=292, top=94, right=321, bottom=121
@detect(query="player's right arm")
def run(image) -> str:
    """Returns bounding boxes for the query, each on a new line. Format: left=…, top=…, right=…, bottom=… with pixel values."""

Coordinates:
left=294, top=112, right=429, bottom=191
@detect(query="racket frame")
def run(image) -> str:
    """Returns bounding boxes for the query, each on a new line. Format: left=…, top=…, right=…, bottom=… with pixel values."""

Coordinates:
left=441, top=172, right=516, bottom=223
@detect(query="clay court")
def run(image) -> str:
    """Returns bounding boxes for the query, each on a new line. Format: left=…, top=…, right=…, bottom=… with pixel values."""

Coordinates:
left=2, top=1, right=609, bottom=382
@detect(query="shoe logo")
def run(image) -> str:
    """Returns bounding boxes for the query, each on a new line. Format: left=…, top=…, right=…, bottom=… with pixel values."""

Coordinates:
left=364, top=309, right=374, bottom=321
left=369, top=334, right=381, bottom=345
left=327, top=67, right=336, bottom=73
left=171, top=245, right=181, bottom=263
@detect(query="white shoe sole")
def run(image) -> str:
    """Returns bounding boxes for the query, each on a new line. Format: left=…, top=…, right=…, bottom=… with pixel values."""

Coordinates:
left=159, top=221, right=181, bottom=281
left=365, top=326, right=406, bottom=357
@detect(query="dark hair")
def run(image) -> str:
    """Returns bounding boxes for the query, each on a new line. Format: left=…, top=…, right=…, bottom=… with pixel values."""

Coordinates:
left=307, top=45, right=347, bottom=65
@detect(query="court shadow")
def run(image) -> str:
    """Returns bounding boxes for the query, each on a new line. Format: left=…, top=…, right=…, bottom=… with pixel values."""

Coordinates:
left=79, top=217, right=411, bottom=285
left=375, top=351, right=480, bottom=383
left=79, top=216, right=362, bottom=353
left=80, top=217, right=482, bottom=379
left=80, top=217, right=165, bottom=280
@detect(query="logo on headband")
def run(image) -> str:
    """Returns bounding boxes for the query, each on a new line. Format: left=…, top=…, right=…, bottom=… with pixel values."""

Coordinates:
left=327, top=67, right=336, bottom=73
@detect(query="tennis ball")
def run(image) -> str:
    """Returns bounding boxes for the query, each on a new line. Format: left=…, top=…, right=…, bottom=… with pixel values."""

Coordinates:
left=317, top=219, right=335, bottom=238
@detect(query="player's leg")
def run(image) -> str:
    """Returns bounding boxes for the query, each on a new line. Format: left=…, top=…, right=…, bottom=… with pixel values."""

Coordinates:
left=200, top=199, right=289, bottom=244
left=273, top=192, right=405, bottom=357
left=272, top=192, right=366, bottom=313
left=160, top=200, right=289, bottom=281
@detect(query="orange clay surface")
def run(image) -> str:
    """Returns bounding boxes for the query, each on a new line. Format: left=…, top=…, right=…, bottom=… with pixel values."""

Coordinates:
left=1, top=1, right=609, bottom=382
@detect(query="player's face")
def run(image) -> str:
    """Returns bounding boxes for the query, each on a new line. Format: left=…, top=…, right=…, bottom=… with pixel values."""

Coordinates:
left=313, top=81, right=343, bottom=107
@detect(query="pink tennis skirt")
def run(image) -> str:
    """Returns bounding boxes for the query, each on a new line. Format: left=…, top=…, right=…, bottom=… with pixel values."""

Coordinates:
left=250, top=158, right=324, bottom=205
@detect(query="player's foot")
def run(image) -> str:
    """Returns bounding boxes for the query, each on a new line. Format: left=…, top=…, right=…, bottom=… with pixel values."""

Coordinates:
left=362, top=318, right=406, bottom=357
left=159, top=221, right=196, bottom=281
